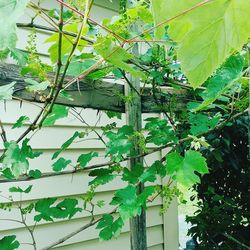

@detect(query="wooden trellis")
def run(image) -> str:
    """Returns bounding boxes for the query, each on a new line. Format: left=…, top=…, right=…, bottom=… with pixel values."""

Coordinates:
left=0, top=62, right=187, bottom=250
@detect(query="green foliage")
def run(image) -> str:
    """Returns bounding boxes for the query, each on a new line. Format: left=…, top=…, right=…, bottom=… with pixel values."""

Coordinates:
left=110, top=185, right=155, bottom=222
left=96, top=214, right=124, bottom=240
left=89, top=167, right=116, bottom=186
left=1, top=139, right=42, bottom=178
left=187, top=116, right=250, bottom=248
left=28, top=169, right=42, bottom=179
left=145, top=117, right=178, bottom=146
left=0, top=82, right=15, bottom=101
left=52, top=157, right=72, bottom=172
left=9, top=185, right=32, bottom=194
left=0, top=235, right=20, bottom=250
left=34, top=197, right=82, bottom=222
left=24, top=78, right=50, bottom=92
left=77, top=152, right=99, bottom=168
left=105, top=125, right=134, bottom=161
left=43, top=105, right=69, bottom=126
left=195, top=54, right=245, bottom=111
left=0, top=0, right=29, bottom=51
left=164, top=0, right=250, bottom=87
left=94, top=37, right=146, bottom=79
left=12, top=116, right=30, bottom=129
left=52, top=132, right=80, bottom=159
left=166, top=150, right=208, bottom=187
left=189, top=113, right=221, bottom=136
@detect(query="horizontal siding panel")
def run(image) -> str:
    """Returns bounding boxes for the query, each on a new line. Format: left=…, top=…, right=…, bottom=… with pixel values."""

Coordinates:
left=52, top=225, right=163, bottom=250
left=0, top=201, right=163, bottom=231
left=0, top=218, right=163, bottom=250
left=0, top=173, right=163, bottom=203
left=0, top=101, right=159, bottom=128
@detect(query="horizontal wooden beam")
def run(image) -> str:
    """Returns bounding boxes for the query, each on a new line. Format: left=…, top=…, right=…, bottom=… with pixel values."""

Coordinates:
left=0, top=63, right=187, bottom=113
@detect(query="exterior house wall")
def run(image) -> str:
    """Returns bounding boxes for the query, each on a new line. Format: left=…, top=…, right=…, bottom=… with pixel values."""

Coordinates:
left=0, top=1, right=178, bottom=249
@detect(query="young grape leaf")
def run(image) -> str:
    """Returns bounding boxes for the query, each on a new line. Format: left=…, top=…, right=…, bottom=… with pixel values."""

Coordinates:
left=77, top=151, right=99, bottom=168
left=28, top=169, right=42, bottom=179
left=52, top=132, right=80, bottom=160
left=52, top=157, right=71, bottom=172
left=89, top=168, right=116, bottom=186
left=166, top=150, right=208, bottom=187
left=43, top=105, right=69, bottom=126
left=164, top=0, right=250, bottom=88
left=0, top=235, right=20, bottom=250
left=9, top=185, right=32, bottom=194
left=12, top=116, right=30, bottom=129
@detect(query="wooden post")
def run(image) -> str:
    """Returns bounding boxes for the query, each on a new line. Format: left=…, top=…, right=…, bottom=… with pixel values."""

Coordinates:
left=125, top=52, right=147, bottom=250
left=125, top=3, right=147, bottom=246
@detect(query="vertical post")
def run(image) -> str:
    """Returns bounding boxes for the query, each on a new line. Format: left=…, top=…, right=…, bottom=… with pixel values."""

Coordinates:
left=125, top=46, right=147, bottom=249
left=125, top=1, right=147, bottom=247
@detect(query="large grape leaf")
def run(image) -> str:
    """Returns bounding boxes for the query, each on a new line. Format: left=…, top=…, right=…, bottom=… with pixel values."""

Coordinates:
left=159, top=0, right=250, bottom=88
left=194, top=54, right=244, bottom=111
left=166, top=150, right=208, bottom=187
left=0, top=0, right=29, bottom=51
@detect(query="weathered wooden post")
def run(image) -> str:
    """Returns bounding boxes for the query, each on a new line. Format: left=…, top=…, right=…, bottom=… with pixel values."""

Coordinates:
left=125, top=1, right=147, bottom=248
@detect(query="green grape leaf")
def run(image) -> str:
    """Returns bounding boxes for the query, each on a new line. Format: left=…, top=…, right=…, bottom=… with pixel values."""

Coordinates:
left=77, top=151, right=99, bottom=168
left=10, top=48, right=28, bottom=66
left=0, top=0, right=29, bottom=51
left=189, top=113, right=221, bottom=136
left=164, top=0, right=250, bottom=88
left=194, top=54, right=244, bottom=111
left=52, top=132, right=80, bottom=160
left=94, top=37, right=146, bottom=79
left=122, top=164, right=144, bottom=184
left=106, top=125, right=134, bottom=161
left=21, top=139, right=43, bottom=159
left=43, top=105, right=69, bottom=126
left=1, top=141, right=28, bottom=178
left=9, top=185, right=32, bottom=194
left=12, top=116, right=30, bottom=129
left=86, top=66, right=113, bottom=80
left=89, top=168, right=116, bottom=186
left=34, top=198, right=82, bottom=222
left=96, top=214, right=124, bottom=241
left=139, top=160, right=166, bottom=183
left=28, top=169, right=42, bottom=179
left=110, top=185, right=141, bottom=222
left=52, top=157, right=71, bottom=172
left=166, top=150, right=208, bottom=187
left=145, top=117, right=178, bottom=146
left=0, top=235, right=20, bottom=250
left=24, top=79, right=50, bottom=92
left=66, top=59, right=96, bottom=76
left=0, top=82, right=15, bottom=101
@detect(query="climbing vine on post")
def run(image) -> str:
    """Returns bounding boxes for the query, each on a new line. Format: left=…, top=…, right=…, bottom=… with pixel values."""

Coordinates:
left=0, top=0, right=249, bottom=249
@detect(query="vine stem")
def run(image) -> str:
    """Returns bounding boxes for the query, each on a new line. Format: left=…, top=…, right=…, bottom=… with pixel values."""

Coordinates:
left=41, top=208, right=117, bottom=250
left=1, top=109, right=247, bottom=184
